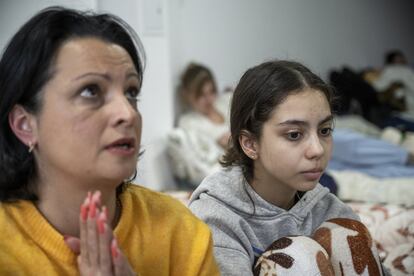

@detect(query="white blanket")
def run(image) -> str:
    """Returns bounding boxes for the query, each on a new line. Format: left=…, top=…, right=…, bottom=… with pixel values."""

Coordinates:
left=329, top=170, right=414, bottom=206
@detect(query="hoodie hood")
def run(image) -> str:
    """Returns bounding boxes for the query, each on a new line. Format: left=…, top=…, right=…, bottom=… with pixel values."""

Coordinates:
left=190, top=166, right=330, bottom=220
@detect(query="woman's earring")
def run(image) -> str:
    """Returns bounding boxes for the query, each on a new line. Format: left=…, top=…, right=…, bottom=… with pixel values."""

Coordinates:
left=28, top=142, right=35, bottom=153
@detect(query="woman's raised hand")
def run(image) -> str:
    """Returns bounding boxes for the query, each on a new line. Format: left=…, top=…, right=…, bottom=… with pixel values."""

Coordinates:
left=65, top=191, right=136, bottom=276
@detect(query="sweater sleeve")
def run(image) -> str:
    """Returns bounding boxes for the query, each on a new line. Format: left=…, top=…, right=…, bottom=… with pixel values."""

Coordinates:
left=190, top=197, right=256, bottom=276
left=196, top=231, right=221, bottom=276
left=178, top=112, right=228, bottom=142
left=167, top=204, right=221, bottom=276
left=214, top=246, right=254, bottom=276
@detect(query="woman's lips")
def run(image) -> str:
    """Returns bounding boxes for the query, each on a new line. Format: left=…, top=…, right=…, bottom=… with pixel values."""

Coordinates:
left=105, top=145, right=135, bottom=156
left=301, top=170, right=323, bottom=181
left=105, top=138, right=136, bottom=156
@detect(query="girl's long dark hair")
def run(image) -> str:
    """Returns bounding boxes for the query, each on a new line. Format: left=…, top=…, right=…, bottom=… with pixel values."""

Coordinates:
left=220, top=60, right=336, bottom=182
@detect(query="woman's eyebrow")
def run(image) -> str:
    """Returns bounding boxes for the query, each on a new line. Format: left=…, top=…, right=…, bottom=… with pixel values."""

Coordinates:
left=72, top=71, right=139, bottom=82
left=127, top=72, right=139, bottom=79
left=72, top=72, right=110, bottom=81
left=278, top=115, right=333, bottom=127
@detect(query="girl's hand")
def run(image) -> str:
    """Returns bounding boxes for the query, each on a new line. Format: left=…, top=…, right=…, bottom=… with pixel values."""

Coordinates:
left=65, top=191, right=136, bottom=276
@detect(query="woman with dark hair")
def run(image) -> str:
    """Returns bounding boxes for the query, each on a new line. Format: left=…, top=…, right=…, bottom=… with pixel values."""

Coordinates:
left=0, top=7, right=218, bottom=275
left=189, top=60, right=387, bottom=275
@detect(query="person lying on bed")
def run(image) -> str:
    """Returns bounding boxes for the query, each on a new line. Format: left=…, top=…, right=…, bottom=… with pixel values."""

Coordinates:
left=178, top=62, right=231, bottom=149
left=0, top=7, right=219, bottom=276
left=189, top=60, right=389, bottom=275
left=373, top=49, right=414, bottom=119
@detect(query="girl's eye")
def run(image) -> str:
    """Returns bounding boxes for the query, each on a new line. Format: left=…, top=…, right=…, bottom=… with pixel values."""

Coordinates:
left=80, top=85, right=100, bottom=98
left=320, top=127, right=333, bottom=137
left=286, top=132, right=302, bottom=141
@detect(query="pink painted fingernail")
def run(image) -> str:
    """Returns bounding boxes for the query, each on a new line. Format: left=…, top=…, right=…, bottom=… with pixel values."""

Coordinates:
left=92, top=190, right=101, bottom=206
left=111, top=238, right=118, bottom=258
left=80, top=204, right=88, bottom=221
left=89, top=199, right=96, bottom=219
left=102, top=206, right=108, bottom=220
left=97, top=211, right=106, bottom=234
left=97, top=218, right=105, bottom=234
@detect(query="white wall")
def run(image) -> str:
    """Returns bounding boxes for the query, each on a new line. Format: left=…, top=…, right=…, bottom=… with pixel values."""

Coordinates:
left=98, top=0, right=176, bottom=191
left=169, top=0, right=414, bottom=91
left=0, top=0, right=97, bottom=51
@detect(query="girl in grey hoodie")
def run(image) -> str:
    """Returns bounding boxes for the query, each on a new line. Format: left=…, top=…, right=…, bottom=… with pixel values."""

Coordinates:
left=189, top=60, right=388, bottom=276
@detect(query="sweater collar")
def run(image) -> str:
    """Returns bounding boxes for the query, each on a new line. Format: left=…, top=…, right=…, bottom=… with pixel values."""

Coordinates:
left=4, top=200, right=77, bottom=264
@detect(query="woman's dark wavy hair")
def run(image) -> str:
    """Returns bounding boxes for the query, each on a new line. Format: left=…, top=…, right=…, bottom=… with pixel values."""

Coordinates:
left=0, top=6, right=145, bottom=202
left=220, top=60, right=336, bottom=182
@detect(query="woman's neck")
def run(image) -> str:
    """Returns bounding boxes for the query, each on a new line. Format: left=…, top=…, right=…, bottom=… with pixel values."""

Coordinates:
left=34, top=177, right=118, bottom=237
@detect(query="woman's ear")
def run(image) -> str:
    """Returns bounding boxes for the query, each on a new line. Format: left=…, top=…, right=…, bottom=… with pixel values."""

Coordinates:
left=8, top=105, right=38, bottom=148
left=239, top=130, right=258, bottom=160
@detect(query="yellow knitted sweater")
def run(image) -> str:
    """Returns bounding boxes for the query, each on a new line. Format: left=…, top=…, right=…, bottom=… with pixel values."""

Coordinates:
left=0, top=184, right=219, bottom=275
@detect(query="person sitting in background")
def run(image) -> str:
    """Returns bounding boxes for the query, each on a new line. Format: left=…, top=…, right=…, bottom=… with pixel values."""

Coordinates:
left=373, top=50, right=414, bottom=119
left=167, top=63, right=232, bottom=187
left=0, top=7, right=219, bottom=275
left=178, top=63, right=231, bottom=149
